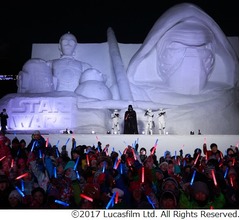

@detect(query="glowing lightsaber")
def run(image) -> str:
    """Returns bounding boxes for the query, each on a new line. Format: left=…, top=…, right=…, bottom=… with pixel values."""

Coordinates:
left=141, top=166, right=145, bottom=183
left=132, top=148, right=136, bottom=160
left=65, top=138, right=70, bottom=146
left=15, top=172, right=28, bottom=180
left=54, top=200, right=69, bottom=207
left=211, top=169, right=217, bottom=186
left=113, top=158, right=121, bottom=169
left=11, top=159, right=14, bottom=168
left=45, top=137, right=49, bottom=147
left=106, top=192, right=116, bottom=209
left=86, top=154, right=90, bottom=166
left=146, top=195, right=155, bottom=209
left=21, top=179, right=25, bottom=192
left=80, top=194, right=93, bottom=202
left=230, top=177, right=234, bottom=187
left=102, top=161, right=106, bottom=173
left=74, top=157, right=80, bottom=171
left=151, top=139, right=158, bottom=155
left=0, top=156, right=6, bottom=161
left=120, top=163, right=123, bottom=174
left=54, top=166, right=57, bottom=178
left=76, top=170, right=80, bottom=180
left=190, top=170, right=196, bottom=185
left=224, top=167, right=229, bottom=179
left=56, top=140, right=60, bottom=148
left=31, top=141, right=36, bottom=152
left=39, top=149, right=42, bottom=159
left=232, top=158, right=235, bottom=166
left=15, top=186, right=25, bottom=197
left=115, top=191, right=119, bottom=204
left=193, top=153, right=200, bottom=165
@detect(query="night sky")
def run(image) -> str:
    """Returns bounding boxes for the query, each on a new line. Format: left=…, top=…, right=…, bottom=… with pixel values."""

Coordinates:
left=0, top=0, right=238, bottom=76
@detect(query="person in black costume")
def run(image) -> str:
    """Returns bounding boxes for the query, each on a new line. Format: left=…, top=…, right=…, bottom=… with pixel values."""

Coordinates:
left=0, top=109, right=8, bottom=134
left=123, top=105, right=138, bottom=134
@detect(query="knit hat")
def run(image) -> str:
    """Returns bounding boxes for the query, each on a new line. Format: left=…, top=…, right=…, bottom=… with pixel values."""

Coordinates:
left=8, top=190, right=22, bottom=202
left=155, top=168, right=163, bottom=175
left=191, top=181, right=209, bottom=197
left=162, top=177, right=179, bottom=190
left=159, top=190, right=177, bottom=206
left=33, top=130, right=41, bottom=135
left=159, top=161, right=168, bottom=167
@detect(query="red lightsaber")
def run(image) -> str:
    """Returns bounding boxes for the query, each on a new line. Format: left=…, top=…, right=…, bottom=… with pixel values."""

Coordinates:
left=80, top=193, right=93, bottom=202
left=211, top=169, right=217, bottom=186
left=15, top=172, right=28, bottom=180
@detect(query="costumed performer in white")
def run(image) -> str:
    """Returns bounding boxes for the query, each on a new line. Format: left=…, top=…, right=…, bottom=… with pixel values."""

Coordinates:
left=111, top=109, right=121, bottom=134
left=157, top=108, right=166, bottom=135
left=144, top=109, right=154, bottom=135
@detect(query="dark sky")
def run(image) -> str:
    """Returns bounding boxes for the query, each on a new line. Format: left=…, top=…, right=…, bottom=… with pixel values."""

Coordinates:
left=0, top=0, right=238, bottom=75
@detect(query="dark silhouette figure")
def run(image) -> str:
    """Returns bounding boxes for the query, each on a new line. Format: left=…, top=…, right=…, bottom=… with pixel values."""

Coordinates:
left=124, top=105, right=138, bottom=134
left=0, top=109, right=8, bottom=134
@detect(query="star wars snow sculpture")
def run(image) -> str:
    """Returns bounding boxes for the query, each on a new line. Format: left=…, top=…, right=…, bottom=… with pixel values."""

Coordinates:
left=127, top=3, right=238, bottom=134
left=17, top=58, right=54, bottom=93
left=0, top=3, right=238, bottom=135
left=144, top=109, right=154, bottom=135
left=111, top=109, right=120, bottom=134
left=157, top=109, right=166, bottom=135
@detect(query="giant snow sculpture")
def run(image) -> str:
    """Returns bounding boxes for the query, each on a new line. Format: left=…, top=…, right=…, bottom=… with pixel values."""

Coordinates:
left=0, top=3, right=238, bottom=134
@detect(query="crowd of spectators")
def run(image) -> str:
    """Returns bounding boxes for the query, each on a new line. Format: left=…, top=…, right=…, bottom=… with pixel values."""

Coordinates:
left=0, top=130, right=238, bottom=209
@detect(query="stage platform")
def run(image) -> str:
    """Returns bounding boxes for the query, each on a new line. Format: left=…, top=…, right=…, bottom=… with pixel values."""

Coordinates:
left=5, top=133, right=239, bottom=158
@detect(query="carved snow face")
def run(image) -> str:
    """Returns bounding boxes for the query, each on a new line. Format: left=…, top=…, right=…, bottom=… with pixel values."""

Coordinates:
left=59, top=33, right=77, bottom=56
left=157, top=21, right=215, bottom=94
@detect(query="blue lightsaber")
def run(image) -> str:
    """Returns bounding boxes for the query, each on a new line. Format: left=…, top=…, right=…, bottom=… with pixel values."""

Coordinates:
left=15, top=186, right=25, bottom=197
left=21, top=179, right=25, bottom=192
left=106, top=192, right=116, bottom=209
left=54, top=200, right=69, bottom=207
left=146, top=195, right=155, bottom=209
left=31, top=141, right=36, bottom=152
left=54, top=166, right=57, bottom=178
left=224, top=167, right=229, bottom=179
left=74, top=157, right=80, bottom=171
left=65, top=138, right=70, bottom=146
left=190, top=170, right=196, bottom=185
